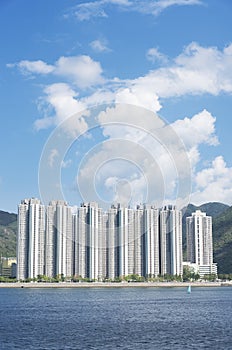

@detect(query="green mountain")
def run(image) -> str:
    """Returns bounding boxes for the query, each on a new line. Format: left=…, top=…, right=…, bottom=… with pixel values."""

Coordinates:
left=213, top=206, right=232, bottom=274
left=0, top=202, right=232, bottom=273
left=0, top=211, right=17, bottom=258
left=182, top=202, right=229, bottom=223
left=0, top=210, right=17, bottom=226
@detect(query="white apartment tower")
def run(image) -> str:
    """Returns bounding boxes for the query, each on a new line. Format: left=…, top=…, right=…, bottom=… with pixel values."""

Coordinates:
left=106, top=205, right=118, bottom=280
left=45, top=200, right=73, bottom=278
left=160, top=205, right=183, bottom=276
left=133, top=205, right=144, bottom=276
left=73, top=202, right=105, bottom=280
left=17, top=198, right=45, bottom=280
left=143, top=205, right=160, bottom=277
left=73, top=204, right=88, bottom=278
left=186, top=210, right=213, bottom=266
left=116, top=205, right=135, bottom=277
left=86, top=202, right=104, bottom=280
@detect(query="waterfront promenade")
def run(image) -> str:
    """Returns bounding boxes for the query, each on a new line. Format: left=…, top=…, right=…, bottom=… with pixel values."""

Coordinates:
left=0, top=281, right=231, bottom=288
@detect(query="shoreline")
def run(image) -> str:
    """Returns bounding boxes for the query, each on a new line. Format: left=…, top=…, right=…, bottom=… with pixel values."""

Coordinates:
left=0, top=281, right=231, bottom=288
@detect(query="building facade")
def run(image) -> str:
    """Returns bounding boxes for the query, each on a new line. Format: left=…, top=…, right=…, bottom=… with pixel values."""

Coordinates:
left=186, top=210, right=217, bottom=277
left=17, top=198, right=45, bottom=280
left=160, top=205, right=183, bottom=276
left=17, top=199, right=184, bottom=280
left=45, top=200, right=73, bottom=278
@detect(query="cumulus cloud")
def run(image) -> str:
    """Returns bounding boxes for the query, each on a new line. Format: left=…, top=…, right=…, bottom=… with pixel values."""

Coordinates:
left=172, top=109, right=218, bottom=148
left=115, top=86, right=161, bottom=112
left=130, top=43, right=232, bottom=98
left=75, top=104, right=192, bottom=208
left=146, top=47, right=168, bottom=64
left=90, top=39, right=111, bottom=52
left=191, top=156, right=232, bottom=205
left=8, top=55, right=104, bottom=89
left=35, top=83, right=88, bottom=135
left=171, top=109, right=219, bottom=169
left=9, top=42, right=232, bottom=132
left=7, top=60, right=54, bottom=75
left=76, top=104, right=221, bottom=208
left=55, top=56, right=104, bottom=88
left=9, top=42, right=232, bottom=207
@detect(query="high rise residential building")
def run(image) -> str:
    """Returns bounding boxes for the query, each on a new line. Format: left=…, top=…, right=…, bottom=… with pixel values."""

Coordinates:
left=86, top=202, right=104, bottom=280
left=143, top=204, right=160, bottom=277
left=45, top=200, right=73, bottom=278
left=160, top=205, right=183, bottom=276
left=17, top=198, right=45, bottom=280
left=116, top=204, right=134, bottom=277
left=73, top=204, right=88, bottom=278
left=73, top=202, right=105, bottom=280
left=186, top=210, right=216, bottom=277
left=106, top=205, right=118, bottom=280
left=17, top=199, right=184, bottom=281
left=134, top=205, right=144, bottom=277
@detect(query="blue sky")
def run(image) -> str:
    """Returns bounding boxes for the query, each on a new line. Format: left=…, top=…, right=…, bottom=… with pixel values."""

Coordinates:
left=1, top=0, right=232, bottom=212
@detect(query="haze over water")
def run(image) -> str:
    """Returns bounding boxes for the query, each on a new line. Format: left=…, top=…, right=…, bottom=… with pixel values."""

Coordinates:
left=0, top=286, right=231, bottom=349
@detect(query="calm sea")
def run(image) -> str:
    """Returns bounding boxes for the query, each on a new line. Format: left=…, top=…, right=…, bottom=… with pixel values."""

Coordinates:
left=0, top=286, right=231, bottom=349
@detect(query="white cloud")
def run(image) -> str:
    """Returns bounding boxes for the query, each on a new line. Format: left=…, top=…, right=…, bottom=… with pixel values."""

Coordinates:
left=146, top=47, right=168, bottom=64
left=139, top=0, right=204, bottom=16
left=90, top=39, right=111, bottom=53
left=71, top=1, right=108, bottom=21
left=11, top=43, right=231, bottom=202
left=55, top=56, right=104, bottom=88
left=8, top=55, right=104, bottom=89
left=191, top=156, right=232, bottom=205
left=35, top=83, right=88, bottom=135
left=172, top=109, right=218, bottom=148
left=61, top=159, right=72, bottom=168
left=48, top=149, right=59, bottom=168
left=7, top=60, right=54, bottom=75
left=129, top=43, right=232, bottom=98
left=169, top=109, right=219, bottom=177
left=69, top=0, right=203, bottom=21
left=10, top=43, right=232, bottom=122
left=75, top=104, right=192, bottom=208
left=115, top=87, right=161, bottom=112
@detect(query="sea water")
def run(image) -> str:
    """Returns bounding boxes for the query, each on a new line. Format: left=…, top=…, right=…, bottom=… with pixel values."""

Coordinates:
left=0, top=286, right=231, bottom=349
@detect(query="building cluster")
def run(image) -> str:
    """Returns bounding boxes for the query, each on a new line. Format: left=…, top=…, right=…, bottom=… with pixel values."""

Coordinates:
left=17, top=198, right=183, bottom=281
left=16, top=198, right=217, bottom=281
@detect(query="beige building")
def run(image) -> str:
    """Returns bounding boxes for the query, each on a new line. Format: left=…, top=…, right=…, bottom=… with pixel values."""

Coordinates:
left=1, top=257, right=17, bottom=278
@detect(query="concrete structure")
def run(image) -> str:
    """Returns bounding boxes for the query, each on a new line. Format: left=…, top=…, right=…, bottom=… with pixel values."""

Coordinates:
left=0, top=257, right=17, bottom=278
left=106, top=205, right=117, bottom=280
left=17, top=199, right=184, bottom=281
left=73, top=202, right=106, bottom=280
left=160, top=205, right=183, bottom=276
left=186, top=210, right=217, bottom=277
left=143, top=205, right=160, bottom=277
left=186, top=210, right=213, bottom=266
left=183, top=261, right=218, bottom=278
left=45, top=200, right=72, bottom=278
left=17, top=198, right=45, bottom=280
